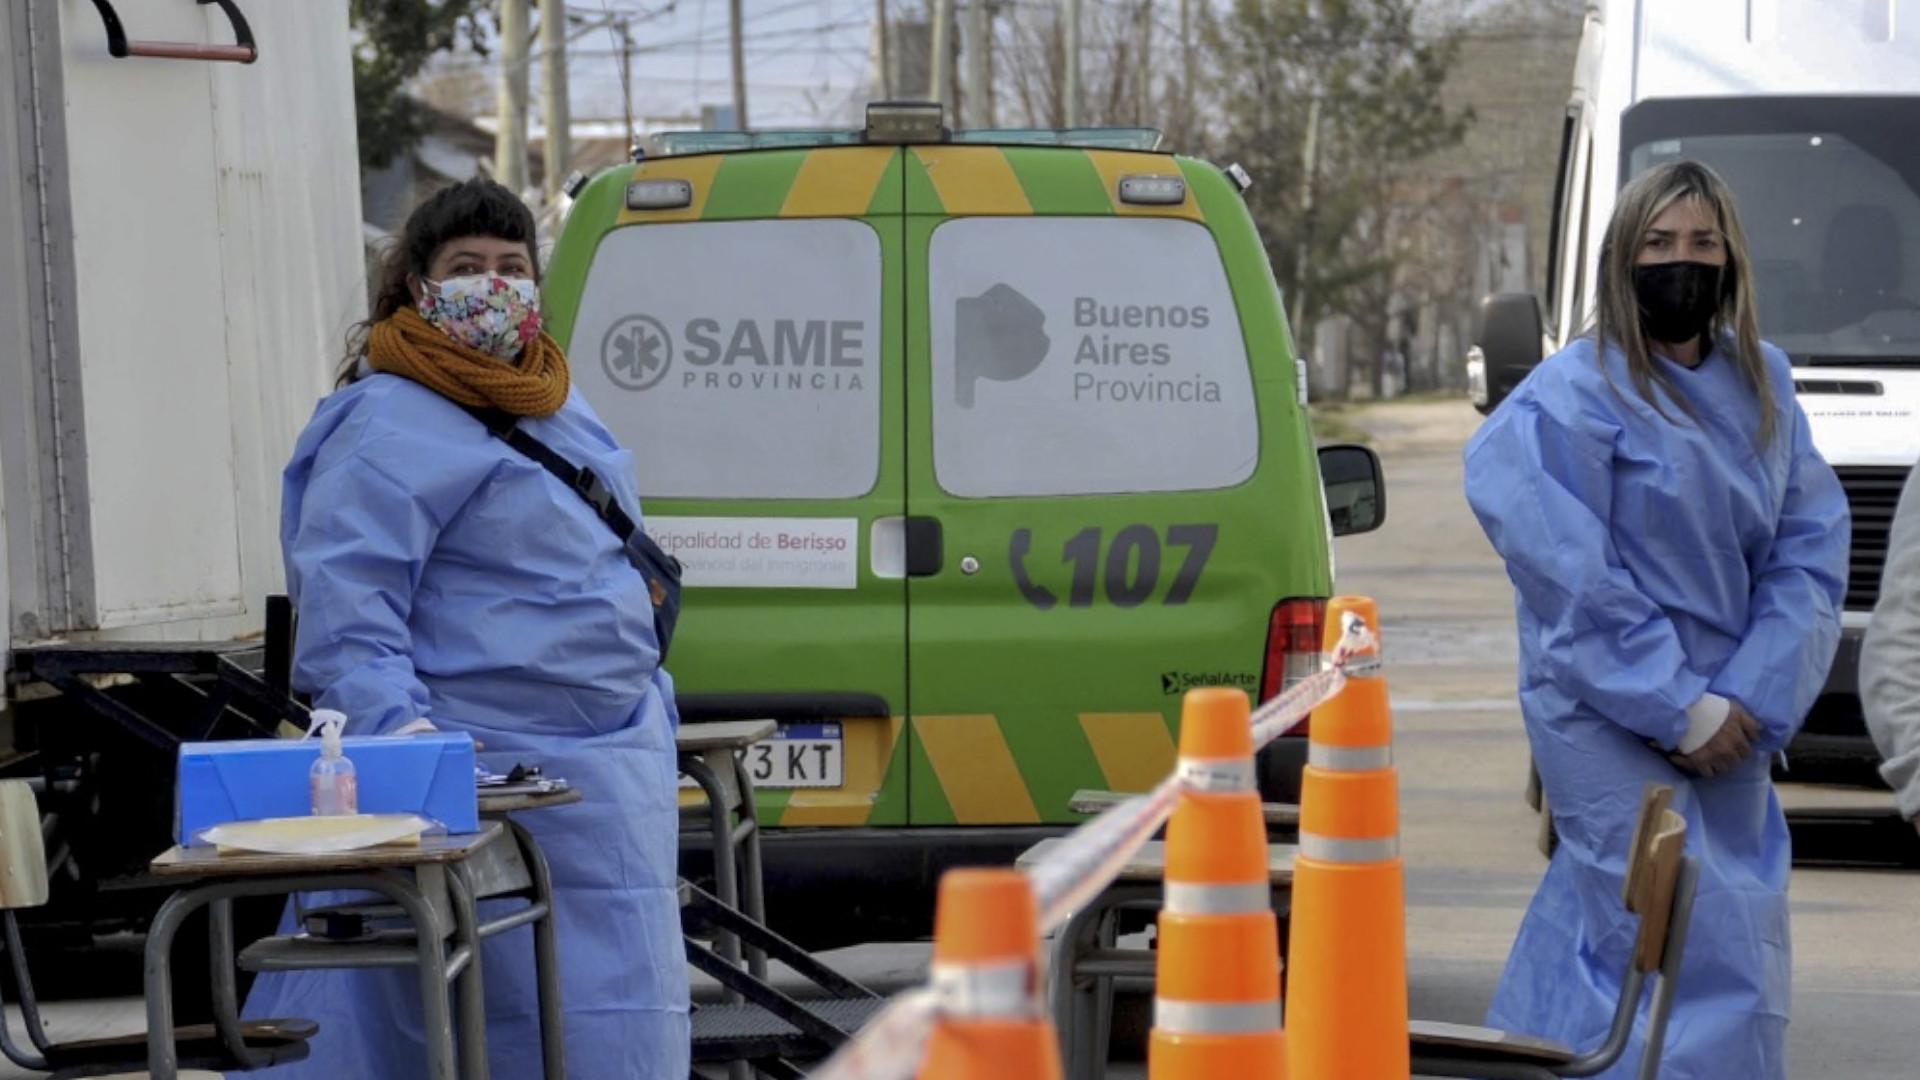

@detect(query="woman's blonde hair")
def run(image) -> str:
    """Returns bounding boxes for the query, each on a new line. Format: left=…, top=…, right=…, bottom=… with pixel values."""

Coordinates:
left=1592, top=159, right=1776, bottom=449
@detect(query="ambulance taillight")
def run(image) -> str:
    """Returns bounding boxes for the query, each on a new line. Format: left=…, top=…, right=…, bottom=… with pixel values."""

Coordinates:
left=1259, top=597, right=1327, bottom=716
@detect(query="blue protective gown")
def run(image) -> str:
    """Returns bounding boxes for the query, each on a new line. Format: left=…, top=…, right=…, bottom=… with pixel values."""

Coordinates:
left=240, top=373, right=691, bottom=1079
left=1465, top=336, right=1848, bottom=1079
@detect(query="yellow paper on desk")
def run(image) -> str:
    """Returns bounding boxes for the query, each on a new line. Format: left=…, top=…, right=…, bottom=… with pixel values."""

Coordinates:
left=198, top=814, right=431, bottom=856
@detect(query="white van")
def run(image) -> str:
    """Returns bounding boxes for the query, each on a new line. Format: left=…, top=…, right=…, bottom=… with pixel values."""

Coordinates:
left=1470, top=0, right=1920, bottom=781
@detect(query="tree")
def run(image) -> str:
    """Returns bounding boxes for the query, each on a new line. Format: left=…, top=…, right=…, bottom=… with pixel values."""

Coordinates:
left=350, top=0, right=495, bottom=170
left=1202, top=0, right=1472, bottom=396
left=996, top=0, right=1162, bottom=132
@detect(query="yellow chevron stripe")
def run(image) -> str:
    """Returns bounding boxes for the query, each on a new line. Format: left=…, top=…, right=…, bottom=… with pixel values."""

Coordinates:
left=781, top=147, right=896, bottom=218
left=615, top=156, right=725, bottom=225
left=914, top=714, right=1041, bottom=824
left=780, top=716, right=905, bottom=826
left=1078, top=712, right=1178, bottom=794
left=1085, top=150, right=1204, bottom=222
left=912, top=147, right=1033, bottom=216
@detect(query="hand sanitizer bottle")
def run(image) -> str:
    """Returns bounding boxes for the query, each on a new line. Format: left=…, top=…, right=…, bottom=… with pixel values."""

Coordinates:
left=308, top=710, right=358, bottom=816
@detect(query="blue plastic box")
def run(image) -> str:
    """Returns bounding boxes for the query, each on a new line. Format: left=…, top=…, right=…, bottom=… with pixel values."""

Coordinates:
left=176, top=733, right=480, bottom=846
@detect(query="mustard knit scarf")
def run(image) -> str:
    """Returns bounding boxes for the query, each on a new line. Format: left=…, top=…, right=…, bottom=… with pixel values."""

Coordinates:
left=368, top=307, right=571, bottom=417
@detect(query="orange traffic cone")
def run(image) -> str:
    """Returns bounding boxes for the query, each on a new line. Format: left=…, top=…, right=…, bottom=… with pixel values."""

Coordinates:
left=918, top=868, right=1063, bottom=1080
left=1286, top=596, right=1409, bottom=1079
left=1149, top=688, right=1288, bottom=1079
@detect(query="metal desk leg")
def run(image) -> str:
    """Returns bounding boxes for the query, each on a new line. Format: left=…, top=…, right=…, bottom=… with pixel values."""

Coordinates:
left=729, top=751, right=769, bottom=980
left=144, top=886, right=204, bottom=1080
left=1049, top=901, right=1108, bottom=1080
left=679, top=755, right=744, bottom=981
left=507, top=817, right=568, bottom=1080
left=445, top=864, right=491, bottom=1080
left=1087, top=907, right=1121, bottom=1078
left=207, top=899, right=269, bottom=1069
left=397, top=877, right=461, bottom=1080
left=145, top=872, right=461, bottom=1080
left=1067, top=906, right=1123, bottom=1080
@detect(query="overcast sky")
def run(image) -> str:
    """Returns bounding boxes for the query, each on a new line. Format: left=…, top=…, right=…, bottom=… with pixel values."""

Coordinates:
left=431, top=0, right=880, bottom=132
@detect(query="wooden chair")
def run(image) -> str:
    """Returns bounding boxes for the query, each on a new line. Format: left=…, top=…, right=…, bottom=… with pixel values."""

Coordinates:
left=0, top=782, right=315, bottom=1078
left=1410, top=783, right=1701, bottom=1080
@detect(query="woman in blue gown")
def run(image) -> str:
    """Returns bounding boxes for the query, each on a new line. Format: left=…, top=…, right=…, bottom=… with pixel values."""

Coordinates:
left=1465, top=160, right=1849, bottom=1079
left=241, top=179, right=690, bottom=1078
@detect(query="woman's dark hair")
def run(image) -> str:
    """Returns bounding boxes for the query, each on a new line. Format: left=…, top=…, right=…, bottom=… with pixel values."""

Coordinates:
left=339, top=177, right=542, bottom=384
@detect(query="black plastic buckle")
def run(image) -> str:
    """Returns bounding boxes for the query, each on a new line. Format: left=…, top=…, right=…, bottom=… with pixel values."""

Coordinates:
left=572, top=471, right=617, bottom=520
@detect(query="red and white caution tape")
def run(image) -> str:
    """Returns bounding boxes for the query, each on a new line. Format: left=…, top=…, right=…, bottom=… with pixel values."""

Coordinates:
left=1249, top=612, right=1375, bottom=749
left=808, top=614, right=1378, bottom=1080
left=1031, top=613, right=1373, bottom=934
left=1029, top=779, right=1182, bottom=935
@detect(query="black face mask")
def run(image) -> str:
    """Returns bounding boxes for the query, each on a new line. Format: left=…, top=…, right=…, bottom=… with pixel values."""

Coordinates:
left=1633, top=261, right=1723, bottom=345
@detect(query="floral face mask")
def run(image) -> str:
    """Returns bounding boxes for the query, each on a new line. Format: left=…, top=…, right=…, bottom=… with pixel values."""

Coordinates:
left=417, top=273, right=543, bottom=359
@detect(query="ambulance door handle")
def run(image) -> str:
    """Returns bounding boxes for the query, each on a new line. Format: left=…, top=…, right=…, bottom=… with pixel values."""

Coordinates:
left=905, top=517, right=944, bottom=577
left=869, top=517, right=943, bottom=578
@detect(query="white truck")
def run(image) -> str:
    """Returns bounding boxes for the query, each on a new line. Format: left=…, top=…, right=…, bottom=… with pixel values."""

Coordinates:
left=1470, top=0, right=1920, bottom=787
left=2, top=0, right=362, bottom=950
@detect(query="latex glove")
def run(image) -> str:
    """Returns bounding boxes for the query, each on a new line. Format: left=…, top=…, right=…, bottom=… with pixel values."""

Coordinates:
left=1685, top=704, right=1761, bottom=778
left=392, top=716, right=484, bottom=750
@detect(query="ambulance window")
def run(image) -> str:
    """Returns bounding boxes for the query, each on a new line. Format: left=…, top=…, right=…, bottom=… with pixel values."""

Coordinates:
left=1627, top=99, right=1920, bottom=362
left=927, top=217, right=1259, bottom=498
left=566, top=219, right=884, bottom=500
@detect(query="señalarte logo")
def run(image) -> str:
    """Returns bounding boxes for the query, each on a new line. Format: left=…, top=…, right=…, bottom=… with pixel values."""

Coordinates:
left=1160, top=670, right=1258, bottom=696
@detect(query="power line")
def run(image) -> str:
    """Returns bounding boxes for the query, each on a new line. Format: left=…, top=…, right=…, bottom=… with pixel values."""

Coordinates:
left=594, top=73, right=853, bottom=88
left=436, top=33, right=872, bottom=68
left=635, top=16, right=870, bottom=51
left=597, top=0, right=635, bottom=151
left=693, top=0, right=710, bottom=98
left=444, top=3, right=859, bottom=61
left=643, top=0, right=832, bottom=49
left=566, top=1, right=677, bottom=23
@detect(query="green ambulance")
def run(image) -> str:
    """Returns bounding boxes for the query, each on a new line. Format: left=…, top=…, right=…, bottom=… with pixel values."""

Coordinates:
left=541, top=104, right=1384, bottom=943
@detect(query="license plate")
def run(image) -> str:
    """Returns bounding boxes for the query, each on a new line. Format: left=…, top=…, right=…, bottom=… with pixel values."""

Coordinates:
left=741, top=723, right=843, bottom=789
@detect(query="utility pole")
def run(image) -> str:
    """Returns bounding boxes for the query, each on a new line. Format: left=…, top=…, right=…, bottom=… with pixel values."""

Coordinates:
left=929, top=0, right=953, bottom=109
left=1289, top=96, right=1322, bottom=336
left=1135, top=0, right=1153, bottom=123
left=540, top=0, right=569, bottom=201
left=1178, top=0, right=1194, bottom=137
left=618, top=17, right=636, bottom=157
left=729, top=0, right=750, bottom=129
left=967, top=0, right=993, bottom=126
left=1063, top=0, right=1081, bottom=127
left=495, top=0, right=532, bottom=194
left=876, top=0, right=893, bottom=98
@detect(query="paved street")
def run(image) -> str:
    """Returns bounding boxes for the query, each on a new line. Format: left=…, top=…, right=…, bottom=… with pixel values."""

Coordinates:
left=1341, top=399, right=1920, bottom=1079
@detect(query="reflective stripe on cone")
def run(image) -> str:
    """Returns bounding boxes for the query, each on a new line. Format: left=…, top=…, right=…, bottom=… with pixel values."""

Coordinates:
left=916, top=869, right=1062, bottom=1080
